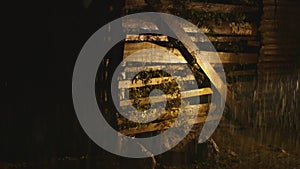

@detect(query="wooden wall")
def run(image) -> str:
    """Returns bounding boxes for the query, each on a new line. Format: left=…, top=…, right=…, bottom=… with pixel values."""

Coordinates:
left=255, top=0, right=300, bottom=129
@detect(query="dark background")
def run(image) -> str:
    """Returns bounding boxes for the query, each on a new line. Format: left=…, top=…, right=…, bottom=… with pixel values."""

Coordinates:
left=2, top=0, right=125, bottom=162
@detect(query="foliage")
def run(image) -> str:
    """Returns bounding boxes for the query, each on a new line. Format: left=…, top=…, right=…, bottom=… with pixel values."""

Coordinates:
left=129, top=69, right=181, bottom=111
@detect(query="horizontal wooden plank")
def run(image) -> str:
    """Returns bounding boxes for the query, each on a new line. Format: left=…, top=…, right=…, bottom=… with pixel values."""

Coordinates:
left=118, top=75, right=195, bottom=88
left=260, top=66, right=282, bottom=74
left=182, top=21, right=258, bottom=36
left=263, top=0, right=300, bottom=6
left=122, top=18, right=258, bottom=36
left=260, top=31, right=278, bottom=37
left=124, top=42, right=258, bottom=64
left=117, top=103, right=213, bottom=126
left=262, top=4, right=300, bottom=10
left=261, top=13, right=277, bottom=20
left=158, top=103, right=213, bottom=121
left=226, top=69, right=257, bottom=77
left=261, top=37, right=279, bottom=44
left=181, top=88, right=213, bottom=98
left=119, top=117, right=189, bottom=136
left=185, top=2, right=259, bottom=13
left=258, top=70, right=298, bottom=76
left=260, top=19, right=278, bottom=25
left=125, top=34, right=169, bottom=42
left=124, top=51, right=258, bottom=64
left=257, top=70, right=296, bottom=76
left=123, top=42, right=186, bottom=63
left=126, top=34, right=260, bottom=47
left=119, top=119, right=171, bottom=135
left=262, top=44, right=300, bottom=50
left=261, top=49, right=300, bottom=55
left=122, top=18, right=159, bottom=32
left=119, top=87, right=213, bottom=107
left=260, top=32, right=300, bottom=40
left=123, top=65, right=186, bottom=73
left=195, top=42, right=260, bottom=53
left=258, top=71, right=297, bottom=76
left=201, top=51, right=258, bottom=64
left=119, top=114, right=219, bottom=136
left=247, top=41, right=261, bottom=46
left=259, top=55, right=299, bottom=62
left=228, top=81, right=257, bottom=92
left=124, top=64, right=230, bottom=78
left=190, top=34, right=259, bottom=42
left=263, top=6, right=280, bottom=12
left=261, top=44, right=281, bottom=50
left=123, top=52, right=187, bottom=63
left=258, top=62, right=297, bottom=68
left=259, top=25, right=279, bottom=32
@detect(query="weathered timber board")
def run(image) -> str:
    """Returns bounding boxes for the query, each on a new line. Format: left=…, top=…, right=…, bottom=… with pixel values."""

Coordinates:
left=124, top=42, right=258, bottom=64
left=118, top=75, right=196, bottom=88
left=117, top=103, right=213, bottom=126
left=119, top=88, right=213, bottom=107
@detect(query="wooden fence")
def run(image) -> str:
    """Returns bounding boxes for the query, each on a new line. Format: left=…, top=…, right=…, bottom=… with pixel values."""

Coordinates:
left=123, top=0, right=261, bottom=126
left=118, top=36, right=213, bottom=137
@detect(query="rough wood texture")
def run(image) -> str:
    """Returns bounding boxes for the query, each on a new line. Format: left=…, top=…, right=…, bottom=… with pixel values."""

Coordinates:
left=185, top=2, right=259, bottom=13
left=123, top=42, right=185, bottom=62
left=120, top=88, right=212, bottom=107
left=123, top=65, right=186, bottom=73
left=117, top=103, right=213, bottom=126
left=191, top=34, right=259, bottom=44
left=182, top=21, right=257, bottom=36
left=123, top=42, right=258, bottom=64
left=126, top=34, right=260, bottom=46
left=119, top=75, right=195, bottom=88
left=200, top=51, right=258, bottom=64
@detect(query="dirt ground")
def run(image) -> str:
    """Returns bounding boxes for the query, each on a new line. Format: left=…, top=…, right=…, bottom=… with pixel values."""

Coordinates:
left=203, top=122, right=299, bottom=169
left=160, top=118, right=300, bottom=169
